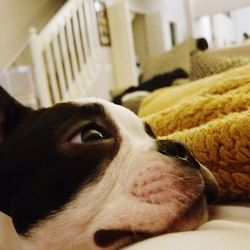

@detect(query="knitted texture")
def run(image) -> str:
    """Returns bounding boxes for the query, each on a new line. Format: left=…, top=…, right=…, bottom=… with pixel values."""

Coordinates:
left=142, top=39, right=198, bottom=82
left=190, top=51, right=250, bottom=80
left=140, top=64, right=250, bottom=202
left=165, top=110, right=250, bottom=202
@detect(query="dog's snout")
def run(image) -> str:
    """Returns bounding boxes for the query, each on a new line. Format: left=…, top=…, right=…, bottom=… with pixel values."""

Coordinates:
left=157, top=140, right=200, bottom=169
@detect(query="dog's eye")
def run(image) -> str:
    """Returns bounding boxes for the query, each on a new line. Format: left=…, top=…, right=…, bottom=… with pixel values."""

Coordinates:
left=81, top=129, right=104, bottom=142
left=71, top=129, right=104, bottom=143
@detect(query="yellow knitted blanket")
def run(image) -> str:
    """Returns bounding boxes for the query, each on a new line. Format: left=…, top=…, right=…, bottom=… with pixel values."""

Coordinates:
left=139, top=64, right=250, bottom=202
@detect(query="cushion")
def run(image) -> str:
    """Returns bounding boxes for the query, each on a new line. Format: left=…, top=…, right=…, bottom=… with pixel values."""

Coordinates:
left=121, top=91, right=150, bottom=114
left=139, top=64, right=250, bottom=201
left=190, top=51, right=250, bottom=80
left=142, top=38, right=207, bottom=82
left=126, top=204, right=250, bottom=250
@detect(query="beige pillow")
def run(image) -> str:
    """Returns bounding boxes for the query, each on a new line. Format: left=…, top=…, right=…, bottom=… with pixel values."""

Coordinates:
left=142, top=38, right=207, bottom=82
left=190, top=51, right=250, bottom=80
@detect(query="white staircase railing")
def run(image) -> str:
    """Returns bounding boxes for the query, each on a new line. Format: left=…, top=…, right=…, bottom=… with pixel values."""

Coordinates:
left=30, top=0, right=101, bottom=107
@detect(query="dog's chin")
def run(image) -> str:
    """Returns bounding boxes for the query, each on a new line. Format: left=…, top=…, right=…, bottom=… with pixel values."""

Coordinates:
left=94, top=197, right=208, bottom=250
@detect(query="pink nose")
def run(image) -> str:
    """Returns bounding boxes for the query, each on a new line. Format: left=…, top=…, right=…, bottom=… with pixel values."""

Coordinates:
left=131, top=163, right=184, bottom=205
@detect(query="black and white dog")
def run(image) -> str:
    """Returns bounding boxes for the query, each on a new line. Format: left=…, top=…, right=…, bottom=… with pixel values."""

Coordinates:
left=0, top=87, right=218, bottom=250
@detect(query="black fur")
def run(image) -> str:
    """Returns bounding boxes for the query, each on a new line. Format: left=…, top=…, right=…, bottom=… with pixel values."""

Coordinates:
left=113, top=68, right=188, bottom=105
left=0, top=87, right=120, bottom=234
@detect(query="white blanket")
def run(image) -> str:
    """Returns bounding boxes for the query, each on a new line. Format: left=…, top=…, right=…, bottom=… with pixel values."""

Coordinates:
left=125, top=204, right=250, bottom=250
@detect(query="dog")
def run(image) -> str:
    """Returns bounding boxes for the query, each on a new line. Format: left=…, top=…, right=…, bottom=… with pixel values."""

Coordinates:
left=0, top=87, right=218, bottom=250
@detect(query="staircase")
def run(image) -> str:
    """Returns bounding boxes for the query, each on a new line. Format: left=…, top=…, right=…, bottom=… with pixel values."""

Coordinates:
left=1, top=0, right=109, bottom=108
left=29, top=0, right=102, bottom=107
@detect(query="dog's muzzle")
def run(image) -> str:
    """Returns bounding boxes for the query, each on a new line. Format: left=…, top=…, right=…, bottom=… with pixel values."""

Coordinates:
left=157, top=140, right=219, bottom=203
left=94, top=141, right=219, bottom=249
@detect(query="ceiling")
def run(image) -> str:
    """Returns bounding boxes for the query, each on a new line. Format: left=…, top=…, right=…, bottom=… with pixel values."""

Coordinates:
left=190, top=0, right=250, bottom=18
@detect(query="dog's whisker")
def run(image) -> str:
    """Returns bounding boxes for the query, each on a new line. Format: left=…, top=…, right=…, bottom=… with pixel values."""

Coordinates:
left=161, top=187, right=198, bottom=201
left=148, top=192, right=165, bottom=220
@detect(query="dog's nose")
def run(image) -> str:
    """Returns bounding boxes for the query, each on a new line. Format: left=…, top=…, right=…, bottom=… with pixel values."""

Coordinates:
left=157, top=140, right=200, bottom=169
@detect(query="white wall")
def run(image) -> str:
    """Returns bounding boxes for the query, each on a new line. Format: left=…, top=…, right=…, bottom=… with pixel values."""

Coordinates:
left=132, top=14, right=148, bottom=64
left=107, top=0, right=138, bottom=92
left=88, top=48, right=114, bottom=99
left=145, top=0, right=188, bottom=44
left=128, top=0, right=151, bottom=13
left=193, top=16, right=213, bottom=47
left=129, top=0, right=189, bottom=51
left=144, top=12, right=166, bottom=54
left=194, top=13, right=236, bottom=48
left=211, top=13, right=236, bottom=47
left=0, top=0, right=65, bottom=68
left=231, top=6, right=250, bottom=44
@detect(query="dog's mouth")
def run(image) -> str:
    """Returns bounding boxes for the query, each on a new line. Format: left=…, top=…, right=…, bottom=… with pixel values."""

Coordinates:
left=94, top=229, right=150, bottom=248
left=94, top=197, right=207, bottom=249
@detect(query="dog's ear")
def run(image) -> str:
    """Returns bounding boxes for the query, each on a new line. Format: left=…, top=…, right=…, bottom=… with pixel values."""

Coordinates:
left=0, top=86, right=33, bottom=215
left=0, top=86, right=33, bottom=143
